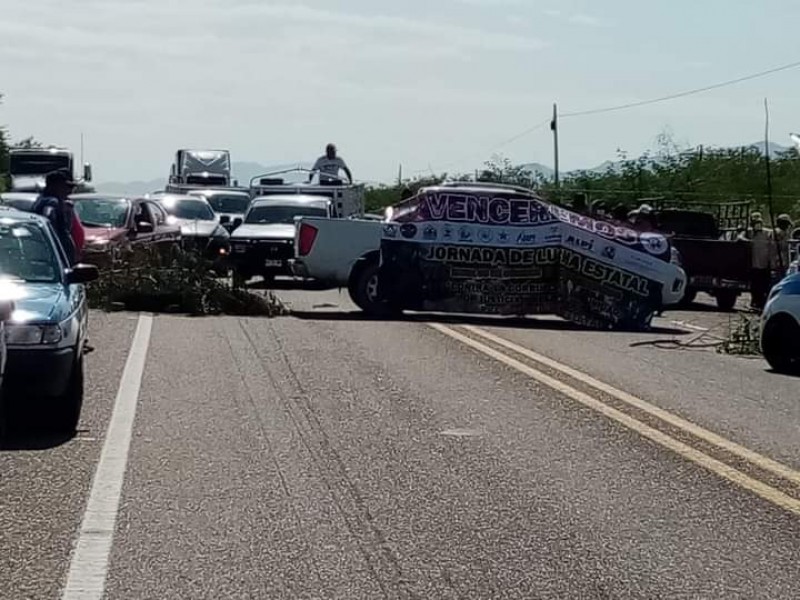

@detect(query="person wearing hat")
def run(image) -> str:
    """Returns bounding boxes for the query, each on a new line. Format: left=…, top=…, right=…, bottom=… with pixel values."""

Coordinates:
left=739, top=212, right=774, bottom=310
left=629, top=203, right=656, bottom=232
left=32, top=169, right=85, bottom=265
left=771, top=213, right=794, bottom=277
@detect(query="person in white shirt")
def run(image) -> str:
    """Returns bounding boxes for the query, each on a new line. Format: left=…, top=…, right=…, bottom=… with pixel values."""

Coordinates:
left=310, top=143, right=352, bottom=184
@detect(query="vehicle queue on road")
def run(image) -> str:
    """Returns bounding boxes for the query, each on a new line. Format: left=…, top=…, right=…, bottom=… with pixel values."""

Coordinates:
left=0, top=150, right=798, bottom=437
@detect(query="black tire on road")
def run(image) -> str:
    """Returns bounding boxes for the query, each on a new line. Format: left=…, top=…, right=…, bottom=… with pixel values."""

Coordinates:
left=49, top=356, right=84, bottom=434
left=715, top=290, right=738, bottom=312
left=348, top=261, right=400, bottom=318
left=762, top=317, right=800, bottom=374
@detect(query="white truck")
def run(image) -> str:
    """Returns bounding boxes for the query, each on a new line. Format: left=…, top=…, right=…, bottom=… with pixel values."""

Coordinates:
left=166, top=149, right=233, bottom=192
left=290, top=216, right=385, bottom=310
left=8, top=146, right=93, bottom=194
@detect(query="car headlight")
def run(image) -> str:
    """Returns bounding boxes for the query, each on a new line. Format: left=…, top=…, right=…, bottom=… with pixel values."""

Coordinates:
left=6, top=323, right=63, bottom=345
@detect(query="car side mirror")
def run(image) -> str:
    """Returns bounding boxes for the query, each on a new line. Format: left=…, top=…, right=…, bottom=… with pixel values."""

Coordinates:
left=66, top=263, right=99, bottom=284
left=0, top=299, right=14, bottom=322
left=83, top=163, right=93, bottom=182
left=219, top=215, right=230, bottom=225
left=231, top=217, right=243, bottom=230
left=136, top=221, right=154, bottom=234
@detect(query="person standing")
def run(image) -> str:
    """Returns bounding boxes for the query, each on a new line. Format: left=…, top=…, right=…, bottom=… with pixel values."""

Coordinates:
left=739, top=213, right=773, bottom=311
left=32, top=169, right=84, bottom=265
left=771, top=213, right=793, bottom=278
left=310, top=143, right=352, bottom=184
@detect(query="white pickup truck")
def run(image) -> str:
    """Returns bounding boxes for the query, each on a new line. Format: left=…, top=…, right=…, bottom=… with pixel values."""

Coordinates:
left=290, top=216, right=385, bottom=311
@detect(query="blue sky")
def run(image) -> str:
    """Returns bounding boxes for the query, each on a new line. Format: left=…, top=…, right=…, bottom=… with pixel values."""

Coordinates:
left=1, top=0, right=799, bottom=183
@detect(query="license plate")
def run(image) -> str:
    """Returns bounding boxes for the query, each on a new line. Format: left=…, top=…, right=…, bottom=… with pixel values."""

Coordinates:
left=264, top=259, right=282, bottom=267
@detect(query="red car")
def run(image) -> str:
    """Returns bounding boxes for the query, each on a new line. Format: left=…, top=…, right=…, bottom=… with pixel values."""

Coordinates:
left=71, top=194, right=181, bottom=266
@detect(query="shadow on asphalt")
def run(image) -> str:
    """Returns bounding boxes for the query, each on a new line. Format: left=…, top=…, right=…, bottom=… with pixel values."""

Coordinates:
left=245, top=279, right=337, bottom=292
left=289, top=309, right=690, bottom=336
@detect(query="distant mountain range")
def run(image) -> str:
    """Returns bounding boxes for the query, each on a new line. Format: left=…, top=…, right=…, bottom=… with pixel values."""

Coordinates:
left=519, top=141, right=793, bottom=179
left=97, top=161, right=313, bottom=195
left=96, top=142, right=794, bottom=193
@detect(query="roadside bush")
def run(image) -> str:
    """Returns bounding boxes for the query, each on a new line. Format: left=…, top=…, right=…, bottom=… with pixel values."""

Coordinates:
left=86, top=245, right=288, bottom=317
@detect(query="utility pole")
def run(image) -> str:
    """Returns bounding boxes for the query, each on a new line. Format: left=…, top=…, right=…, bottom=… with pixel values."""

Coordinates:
left=397, top=163, right=402, bottom=187
left=551, top=103, right=560, bottom=188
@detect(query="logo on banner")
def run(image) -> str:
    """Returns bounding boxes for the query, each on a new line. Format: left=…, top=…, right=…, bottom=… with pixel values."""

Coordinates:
left=478, top=228, right=493, bottom=243
left=459, top=226, right=473, bottom=241
left=383, top=224, right=397, bottom=238
left=544, top=225, right=561, bottom=243
left=400, top=223, right=418, bottom=239
left=497, top=230, right=510, bottom=244
left=423, top=225, right=438, bottom=241
left=602, top=245, right=617, bottom=260
left=442, top=225, right=454, bottom=241
left=564, top=234, right=595, bottom=253
left=640, top=232, right=668, bottom=255
left=516, top=232, right=537, bottom=245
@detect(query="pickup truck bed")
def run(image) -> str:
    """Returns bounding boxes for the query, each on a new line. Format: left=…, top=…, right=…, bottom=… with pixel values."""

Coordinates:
left=290, top=217, right=383, bottom=286
left=671, top=237, right=751, bottom=309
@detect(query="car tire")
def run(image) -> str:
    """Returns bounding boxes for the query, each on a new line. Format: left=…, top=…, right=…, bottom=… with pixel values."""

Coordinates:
left=762, top=316, right=800, bottom=374
left=49, top=356, right=84, bottom=433
left=715, top=290, right=738, bottom=312
left=348, top=260, right=401, bottom=318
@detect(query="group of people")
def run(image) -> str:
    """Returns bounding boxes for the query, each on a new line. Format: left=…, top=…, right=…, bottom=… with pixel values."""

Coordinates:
left=739, top=211, right=796, bottom=310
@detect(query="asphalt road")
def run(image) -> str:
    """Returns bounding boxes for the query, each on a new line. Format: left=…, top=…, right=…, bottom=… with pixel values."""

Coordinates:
left=1, top=286, right=799, bottom=599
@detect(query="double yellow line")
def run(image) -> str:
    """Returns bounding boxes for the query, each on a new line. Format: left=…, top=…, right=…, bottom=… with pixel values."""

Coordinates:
left=429, top=322, right=800, bottom=517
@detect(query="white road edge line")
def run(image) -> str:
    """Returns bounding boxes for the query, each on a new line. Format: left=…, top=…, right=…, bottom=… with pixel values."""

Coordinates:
left=460, top=324, right=800, bottom=488
left=61, top=315, right=153, bottom=600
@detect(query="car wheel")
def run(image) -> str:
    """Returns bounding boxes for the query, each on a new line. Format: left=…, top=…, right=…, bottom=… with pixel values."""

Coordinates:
left=49, top=356, right=84, bottom=433
left=348, top=260, right=401, bottom=317
left=762, top=316, right=800, bottom=374
left=715, top=290, right=738, bottom=312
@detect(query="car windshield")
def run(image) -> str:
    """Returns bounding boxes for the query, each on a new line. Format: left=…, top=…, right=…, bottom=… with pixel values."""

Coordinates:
left=161, top=199, right=215, bottom=221
left=202, top=194, right=250, bottom=214
left=73, top=198, right=130, bottom=228
left=0, top=221, right=59, bottom=283
left=245, top=205, right=327, bottom=224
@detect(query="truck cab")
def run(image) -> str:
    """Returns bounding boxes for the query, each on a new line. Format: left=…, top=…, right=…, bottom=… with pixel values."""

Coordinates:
left=8, top=147, right=93, bottom=194
left=166, top=149, right=232, bottom=192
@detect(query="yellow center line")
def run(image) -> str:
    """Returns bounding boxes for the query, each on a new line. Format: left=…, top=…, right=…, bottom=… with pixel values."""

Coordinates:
left=428, top=322, right=800, bottom=518
left=461, top=324, right=800, bottom=488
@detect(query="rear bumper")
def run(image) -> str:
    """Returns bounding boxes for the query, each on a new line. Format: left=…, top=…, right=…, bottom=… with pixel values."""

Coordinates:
left=288, top=259, right=309, bottom=278
left=688, top=275, right=748, bottom=292
left=6, top=346, right=76, bottom=397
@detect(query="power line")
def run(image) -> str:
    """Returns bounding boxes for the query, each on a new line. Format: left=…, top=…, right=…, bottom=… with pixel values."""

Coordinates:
left=561, top=58, right=800, bottom=118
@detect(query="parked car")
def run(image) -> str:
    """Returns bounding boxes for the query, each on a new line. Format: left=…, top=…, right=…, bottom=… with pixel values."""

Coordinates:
left=0, top=192, right=38, bottom=212
left=71, top=194, right=181, bottom=267
left=0, top=209, right=99, bottom=432
left=760, top=272, right=800, bottom=374
left=230, top=195, right=331, bottom=286
left=186, top=188, right=252, bottom=233
left=154, top=194, right=231, bottom=274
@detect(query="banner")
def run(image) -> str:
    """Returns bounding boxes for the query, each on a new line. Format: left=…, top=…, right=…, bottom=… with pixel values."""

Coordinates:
left=378, top=187, right=686, bottom=329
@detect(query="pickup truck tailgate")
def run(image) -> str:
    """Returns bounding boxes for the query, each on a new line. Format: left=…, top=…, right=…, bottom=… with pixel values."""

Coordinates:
left=292, top=217, right=383, bottom=284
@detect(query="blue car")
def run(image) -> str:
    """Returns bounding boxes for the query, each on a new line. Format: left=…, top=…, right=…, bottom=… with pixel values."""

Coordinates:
left=760, top=272, right=800, bottom=374
left=0, top=208, right=99, bottom=432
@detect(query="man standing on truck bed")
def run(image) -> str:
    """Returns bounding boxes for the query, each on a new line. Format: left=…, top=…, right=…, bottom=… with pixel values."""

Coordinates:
left=310, top=143, right=352, bottom=184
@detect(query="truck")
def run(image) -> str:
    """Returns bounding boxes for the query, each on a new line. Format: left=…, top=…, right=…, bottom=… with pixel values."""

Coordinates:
left=652, top=200, right=752, bottom=310
left=8, top=146, right=93, bottom=194
left=166, top=149, right=233, bottom=193
left=249, top=167, right=365, bottom=218
left=227, top=168, right=366, bottom=286
left=292, top=183, right=686, bottom=325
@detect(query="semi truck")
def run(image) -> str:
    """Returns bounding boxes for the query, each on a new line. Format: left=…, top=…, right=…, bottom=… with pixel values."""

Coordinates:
left=8, top=146, right=93, bottom=193
left=166, top=149, right=233, bottom=193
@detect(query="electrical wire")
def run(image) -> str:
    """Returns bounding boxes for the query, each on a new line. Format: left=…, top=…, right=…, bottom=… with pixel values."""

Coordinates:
left=560, top=58, right=800, bottom=118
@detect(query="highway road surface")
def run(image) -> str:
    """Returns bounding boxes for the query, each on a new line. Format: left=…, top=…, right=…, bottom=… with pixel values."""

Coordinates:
left=2, top=286, right=799, bottom=599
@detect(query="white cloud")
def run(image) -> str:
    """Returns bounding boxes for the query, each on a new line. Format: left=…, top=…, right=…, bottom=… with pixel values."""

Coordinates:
left=568, top=13, right=612, bottom=28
